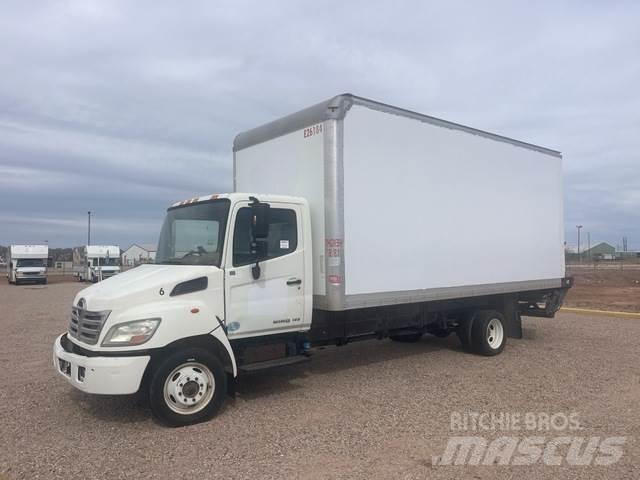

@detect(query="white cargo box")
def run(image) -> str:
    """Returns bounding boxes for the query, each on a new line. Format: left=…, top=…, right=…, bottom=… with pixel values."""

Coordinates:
left=234, top=94, right=565, bottom=311
left=85, top=245, right=120, bottom=258
left=9, top=245, right=49, bottom=259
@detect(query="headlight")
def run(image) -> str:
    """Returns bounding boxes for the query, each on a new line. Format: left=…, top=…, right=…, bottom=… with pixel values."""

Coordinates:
left=101, top=318, right=161, bottom=347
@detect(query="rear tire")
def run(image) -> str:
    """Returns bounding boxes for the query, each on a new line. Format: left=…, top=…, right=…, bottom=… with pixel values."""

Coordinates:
left=470, top=310, right=506, bottom=356
left=149, top=348, right=227, bottom=427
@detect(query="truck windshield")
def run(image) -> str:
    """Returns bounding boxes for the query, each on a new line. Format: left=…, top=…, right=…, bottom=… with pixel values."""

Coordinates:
left=92, top=258, right=119, bottom=266
left=16, top=259, right=45, bottom=268
left=156, top=199, right=230, bottom=267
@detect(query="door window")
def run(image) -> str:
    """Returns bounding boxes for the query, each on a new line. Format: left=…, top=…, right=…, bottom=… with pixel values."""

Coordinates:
left=233, top=207, right=298, bottom=266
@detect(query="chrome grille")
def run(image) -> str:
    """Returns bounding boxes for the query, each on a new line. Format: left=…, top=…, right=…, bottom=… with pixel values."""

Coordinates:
left=69, top=305, right=110, bottom=345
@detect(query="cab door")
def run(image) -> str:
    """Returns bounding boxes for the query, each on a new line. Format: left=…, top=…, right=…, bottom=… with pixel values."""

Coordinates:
left=224, top=201, right=305, bottom=339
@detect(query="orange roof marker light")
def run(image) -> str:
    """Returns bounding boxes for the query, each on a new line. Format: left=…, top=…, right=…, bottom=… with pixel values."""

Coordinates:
left=171, top=193, right=220, bottom=208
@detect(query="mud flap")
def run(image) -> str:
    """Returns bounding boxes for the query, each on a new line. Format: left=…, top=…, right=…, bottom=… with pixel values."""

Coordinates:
left=502, top=293, right=523, bottom=339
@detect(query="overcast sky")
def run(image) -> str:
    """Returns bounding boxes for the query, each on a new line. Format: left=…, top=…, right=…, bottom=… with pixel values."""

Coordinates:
left=0, top=1, right=638, bottom=250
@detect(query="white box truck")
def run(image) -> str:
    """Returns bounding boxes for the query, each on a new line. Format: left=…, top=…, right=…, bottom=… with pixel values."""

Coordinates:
left=7, top=245, right=49, bottom=285
left=73, top=245, right=121, bottom=282
left=53, top=94, right=572, bottom=426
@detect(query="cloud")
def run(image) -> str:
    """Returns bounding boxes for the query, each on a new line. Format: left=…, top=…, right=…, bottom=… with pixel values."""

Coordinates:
left=0, top=1, right=638, bottom=249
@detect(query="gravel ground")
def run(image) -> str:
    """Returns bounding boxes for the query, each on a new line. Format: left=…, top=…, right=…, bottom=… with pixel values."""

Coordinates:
left=564, top=269, right=640, bottom=312
left=0, top=281, right=638, bottom=479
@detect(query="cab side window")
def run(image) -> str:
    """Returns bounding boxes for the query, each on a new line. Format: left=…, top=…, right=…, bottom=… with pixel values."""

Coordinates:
left=233, top=207, right=298, bottom=266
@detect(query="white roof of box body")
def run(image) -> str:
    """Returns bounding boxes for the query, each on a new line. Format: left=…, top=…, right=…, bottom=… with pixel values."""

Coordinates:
left=233, top=93, right=561, bottom=156
left=85, top=245, right=120, bottom=257
left=9, top=245, right=49, bottom=258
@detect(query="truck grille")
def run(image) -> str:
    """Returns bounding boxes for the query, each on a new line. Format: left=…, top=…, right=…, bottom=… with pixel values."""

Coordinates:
left=69, top=305, right=110, bottom=345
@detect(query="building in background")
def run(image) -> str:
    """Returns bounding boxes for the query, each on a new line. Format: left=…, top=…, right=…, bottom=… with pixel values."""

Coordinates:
left=584, top=242, right=616, bottom=260
left=121, top=244, right=157, bottom=266
left=54, top=261, right=73, bottom=272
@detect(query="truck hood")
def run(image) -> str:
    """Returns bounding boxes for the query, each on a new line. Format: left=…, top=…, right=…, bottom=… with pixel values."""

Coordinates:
left=74, top=264, right=219, bottom=311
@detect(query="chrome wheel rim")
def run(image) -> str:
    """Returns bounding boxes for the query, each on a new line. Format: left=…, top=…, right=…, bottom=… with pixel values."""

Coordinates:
left=163, top=362, right=215, bottom=415
left=486, top=318, right=504, bottom=349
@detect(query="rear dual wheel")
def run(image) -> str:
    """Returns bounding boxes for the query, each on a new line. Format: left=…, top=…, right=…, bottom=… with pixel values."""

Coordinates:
left=457, top=310, right=506, bottom=356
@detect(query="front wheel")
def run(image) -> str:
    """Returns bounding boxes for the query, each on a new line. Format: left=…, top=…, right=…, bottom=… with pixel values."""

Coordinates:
left=149, top=348, right=227, bottom=427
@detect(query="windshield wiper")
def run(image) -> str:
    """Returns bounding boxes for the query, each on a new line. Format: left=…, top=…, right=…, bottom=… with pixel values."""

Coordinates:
left=158, top=259, right=185, bottom=265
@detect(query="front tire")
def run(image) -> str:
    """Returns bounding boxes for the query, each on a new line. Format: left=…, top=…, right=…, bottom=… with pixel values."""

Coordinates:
left=149, top=348, right=227, bottom=427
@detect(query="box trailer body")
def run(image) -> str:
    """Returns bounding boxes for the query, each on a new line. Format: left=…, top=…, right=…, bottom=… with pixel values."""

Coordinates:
left=53, top=94, right=571, bottom=426
left=73, top=245, right=121, bottom=282
left=7, top=244, right=48, bottom=285
left=233, top=94, right=565, bottom=312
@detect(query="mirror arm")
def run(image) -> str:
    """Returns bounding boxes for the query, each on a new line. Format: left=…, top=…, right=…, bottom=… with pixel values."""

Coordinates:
left=250, top=239, right=261, bottom=280
left=251, top=262, right=261, bottom=280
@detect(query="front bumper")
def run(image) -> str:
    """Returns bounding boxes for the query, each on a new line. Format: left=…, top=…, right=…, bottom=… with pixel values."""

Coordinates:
left=17, top=274, right=46, bottom=280
left=53, top=334, right=150, bottom=395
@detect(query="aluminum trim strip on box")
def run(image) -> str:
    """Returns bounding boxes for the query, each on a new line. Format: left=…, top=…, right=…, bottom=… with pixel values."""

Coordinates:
left=233, top=94, right=561, bottom=157
left=330, top=278, right=564, bottom=311
left=322, top=118, right=346, bottom=311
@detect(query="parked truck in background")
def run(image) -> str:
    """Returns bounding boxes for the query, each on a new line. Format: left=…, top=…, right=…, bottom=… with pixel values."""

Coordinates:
left=73, top=245, right=121, bottom=282
left=7, top=245, right=49, bottom=285
left=54, top=94, right=572, bottom=426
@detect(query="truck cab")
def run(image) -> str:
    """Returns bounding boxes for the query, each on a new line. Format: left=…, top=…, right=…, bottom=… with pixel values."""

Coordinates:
left=8, top=245, right=48, bottom=285
left=54, top=193, right=312, bottom=426
left=74, top=245, right=122, bottom=282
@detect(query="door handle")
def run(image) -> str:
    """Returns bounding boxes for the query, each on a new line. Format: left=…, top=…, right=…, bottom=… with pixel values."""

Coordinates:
left=287, top=278, right=302, bottom=286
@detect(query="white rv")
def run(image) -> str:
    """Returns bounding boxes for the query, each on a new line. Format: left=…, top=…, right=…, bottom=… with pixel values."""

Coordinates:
left=73, top=245, right=121, bottom=282
left=54, top=94, right=571, bottom=426
left=7, top=245, right=48, bottom=285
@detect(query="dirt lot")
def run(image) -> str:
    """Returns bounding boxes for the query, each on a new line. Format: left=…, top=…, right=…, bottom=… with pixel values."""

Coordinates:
left=0, top=281, right=638, bottom=479
left=564, top=268, right=640, bottom=312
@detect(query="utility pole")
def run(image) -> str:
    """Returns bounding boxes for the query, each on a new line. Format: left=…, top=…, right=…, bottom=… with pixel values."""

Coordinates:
left=88, top=211, right=92, bottom=246
left=587, top=232, right=591, bottom=260
left=576, top=225, right=583, bottom=262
